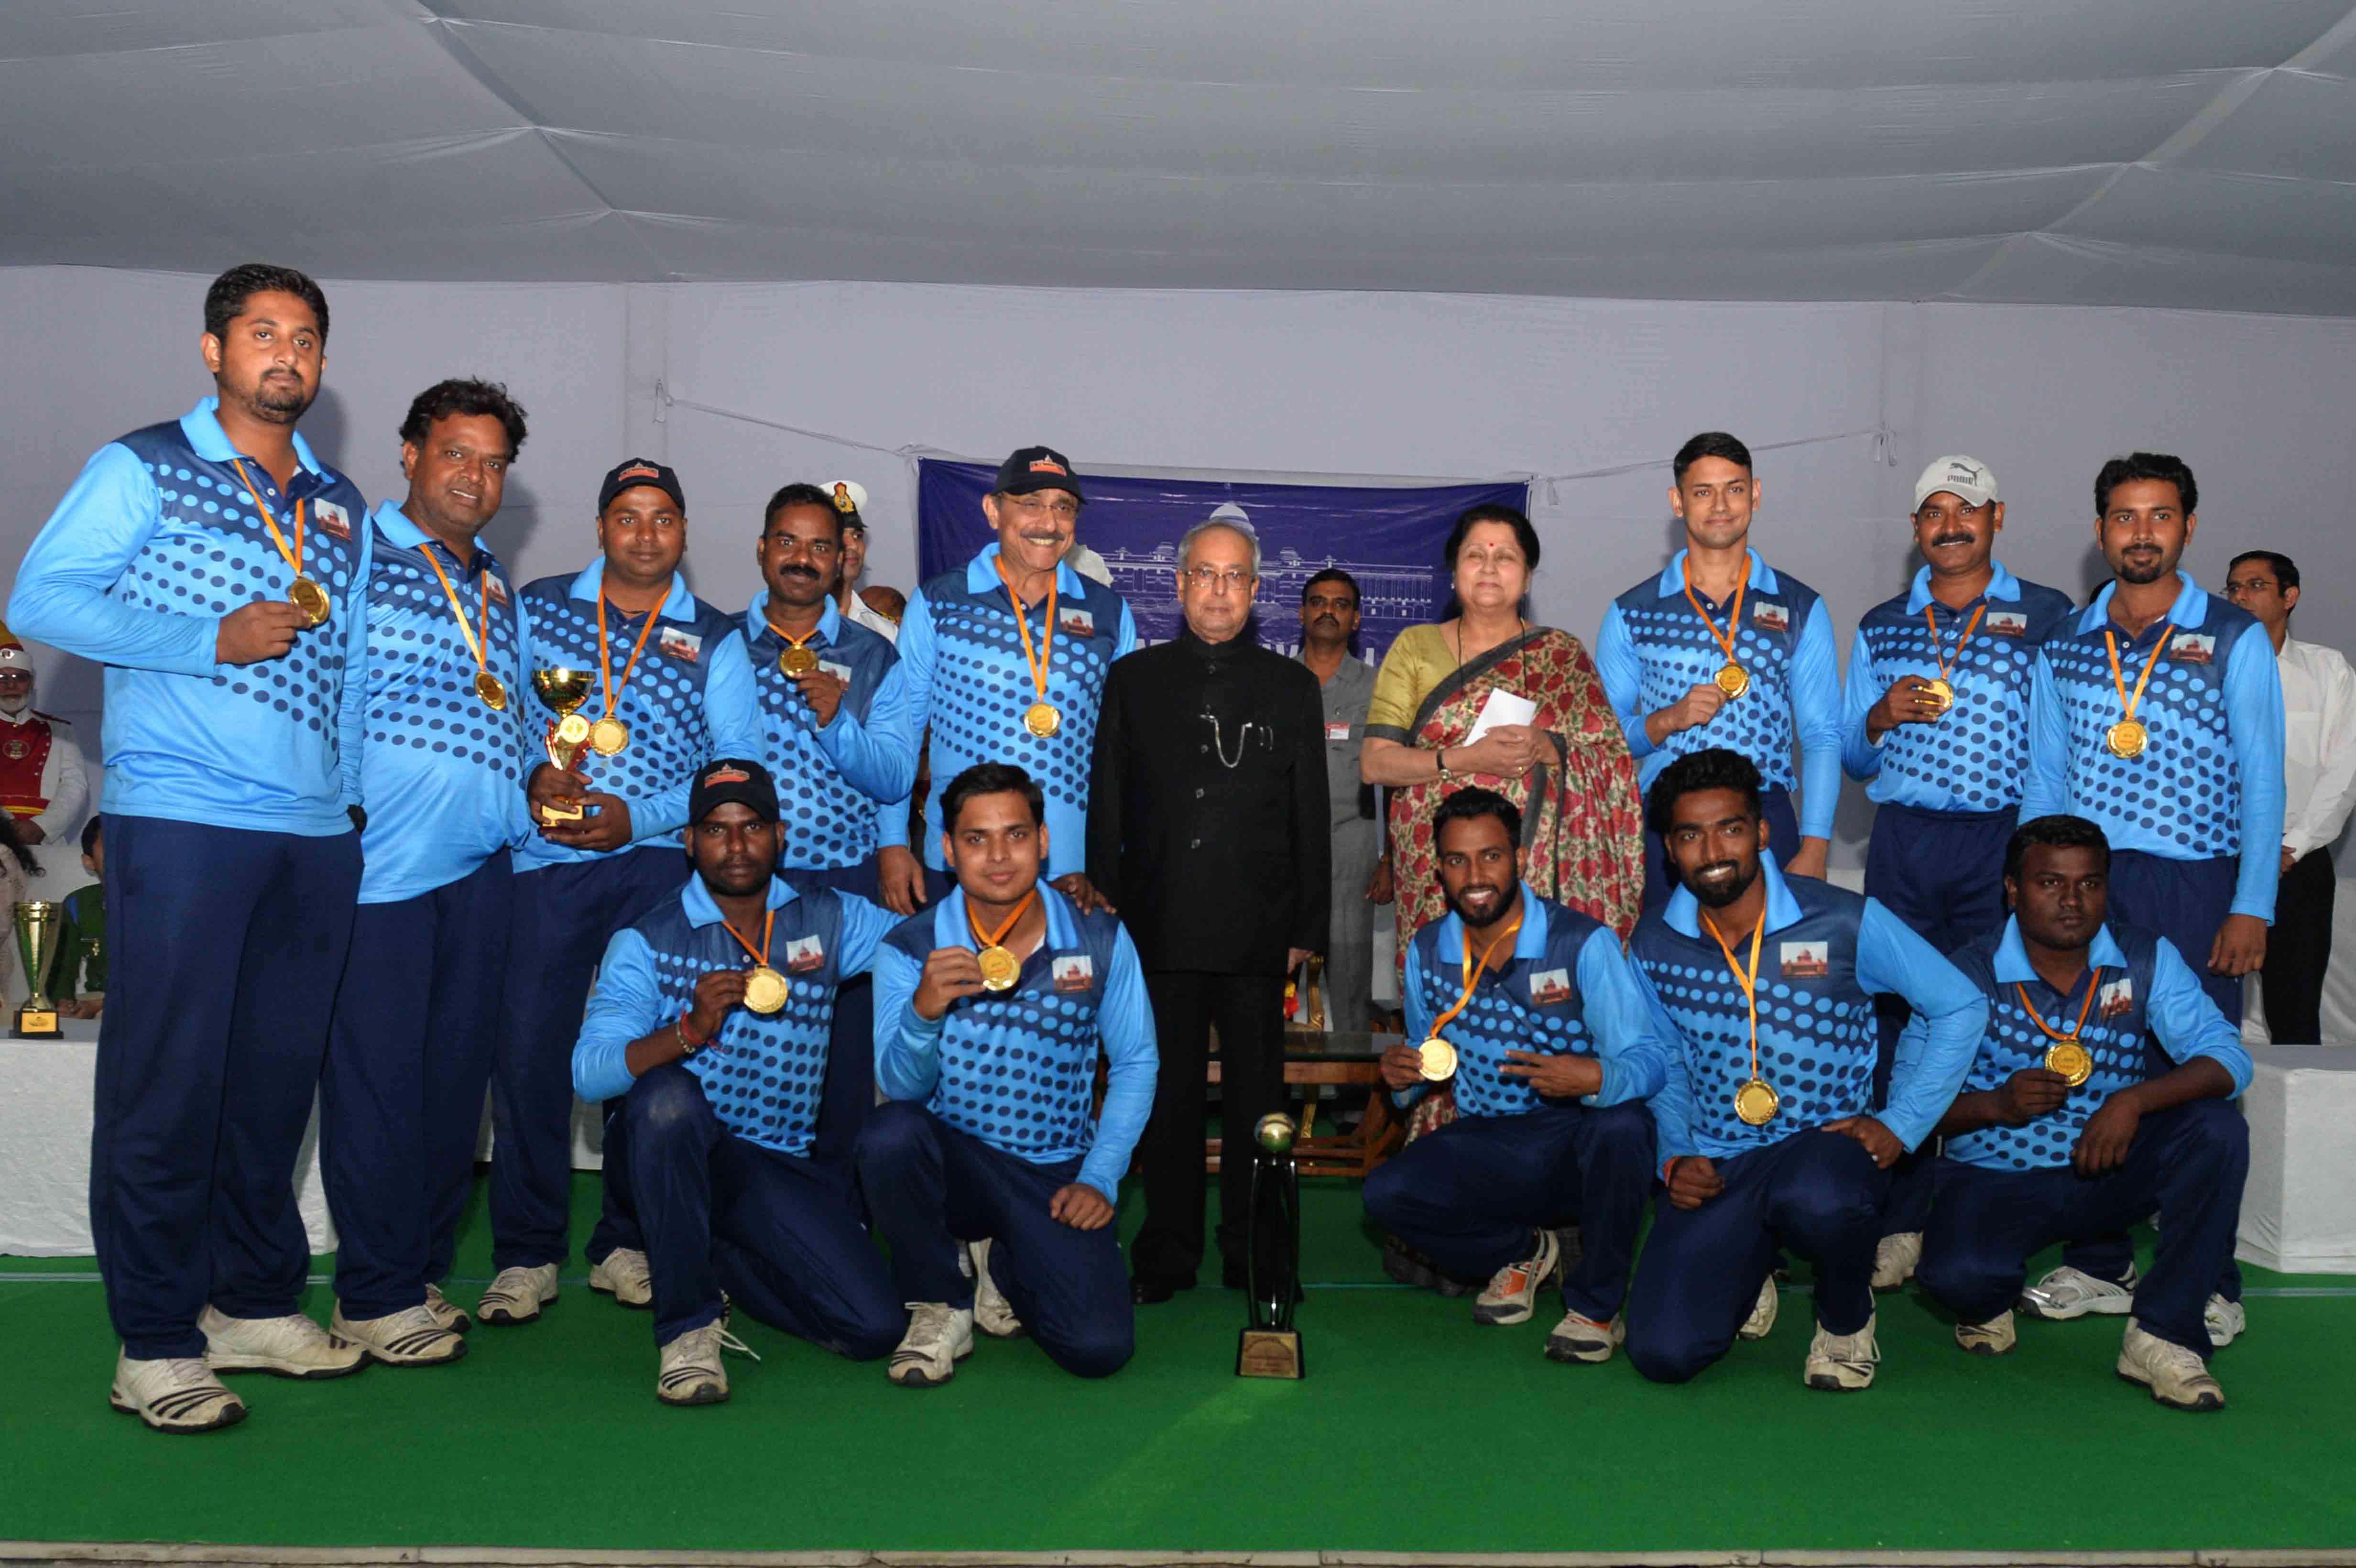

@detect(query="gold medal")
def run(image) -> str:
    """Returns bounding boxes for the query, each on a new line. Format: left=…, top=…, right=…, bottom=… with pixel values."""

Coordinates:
left=976, top=945, right=1021, bottom=991
left=1921, top=676, right=1954, bottom=715
left=1734, top=1077, right=1780, bottom=1126
left=2103, top=625, right=2171, bottom=765
left=289, top=576, right=331, bottom=626
left=779, top=646, right=818, bottom=676
left=474, top=670, right=509, bottom=711
left=998, top=561, right=1065, bottom=744
left=1025, top=701, right=1062, bottom=738
left=743, top=965, right=790, bottom=1014
left=1417, top=1039, right=1457, bottom=1081
left=1714, top=662, right=1749, bottom=699
left=1413, top=915, right=1521, bottom=1088
left=2105, top=719, right=2148, bottom=759
left=2045, top=1041, right=2094, bottom=1087
left=1918, top=603, right=1982, bottom=723
left=555, top=711, right=592, bottom=747
left=589, top=716, right=629, bottom=756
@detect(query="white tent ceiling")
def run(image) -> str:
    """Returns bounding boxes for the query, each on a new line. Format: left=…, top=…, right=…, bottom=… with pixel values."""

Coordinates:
left=7, top=0, right=2356, bottom=314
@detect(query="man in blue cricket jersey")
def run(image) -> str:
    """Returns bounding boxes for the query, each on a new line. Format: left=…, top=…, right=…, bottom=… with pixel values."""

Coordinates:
left=2018, top=452, right=2281, bottom=1328
left=573, top=760, right=904, bottom=1405
left=860, top=762, right=1157, bottom=1386
left=480, top=458, right=764, bottom=1327
left=1623, top=749, right=1985, bottom=1392
left=1916, top=815, right=2250, bottom=1411
left=1361, top=787, right=1664, bottom=1363
left=742, top=482, right=918, bottom=1168
left=874, top=446, right=1137, bottom=915
left=319, top=380, right=535, bottom=1367
left=9, top=263, right=373, bottom=1431
left=1840, top=456, right=2077, bottom=1292
left=1596, top=431, right=1843, bottom=908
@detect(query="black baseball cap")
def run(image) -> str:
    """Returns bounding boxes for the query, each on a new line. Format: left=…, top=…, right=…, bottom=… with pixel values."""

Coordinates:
left=598, top=457, right=686, bottom=514
left=689, top=758, right=778, bottom=824
left=993, top=446, right=1084, bottom=502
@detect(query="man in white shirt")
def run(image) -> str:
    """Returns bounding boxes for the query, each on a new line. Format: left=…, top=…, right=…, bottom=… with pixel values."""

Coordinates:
left=2226, top=550, right=2356, bottom=1043
left=0, top=630, right=91, bottom=859
left=827, top=480, right=902, bottom=644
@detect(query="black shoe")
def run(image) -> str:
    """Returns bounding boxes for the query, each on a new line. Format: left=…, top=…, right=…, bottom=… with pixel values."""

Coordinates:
left=1130, top=1275, right=1194, bottom=1305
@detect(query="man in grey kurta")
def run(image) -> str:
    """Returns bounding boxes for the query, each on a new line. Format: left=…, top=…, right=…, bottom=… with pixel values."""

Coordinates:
left=1298, top=569, right=1388, bottom=1033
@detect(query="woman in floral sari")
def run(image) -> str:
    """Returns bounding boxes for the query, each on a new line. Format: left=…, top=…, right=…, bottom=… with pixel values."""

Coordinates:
left=1360, top=503, right=1644, bottom=1288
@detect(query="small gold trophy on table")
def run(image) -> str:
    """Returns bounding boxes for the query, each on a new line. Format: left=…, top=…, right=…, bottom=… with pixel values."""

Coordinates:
left=11, top=900, right=63, bottom=1038
left=531, top=666, right=595, bottom=825
left=1236, top=1111, right=1305, bottom=1379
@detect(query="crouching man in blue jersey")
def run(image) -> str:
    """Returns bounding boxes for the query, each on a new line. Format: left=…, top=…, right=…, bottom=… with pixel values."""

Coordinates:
left=572, top=760, right=905, bottom=1405
left=1916, top=814, right=2250, bottom=1413
left=1623, top=749, right=1986, bottom=1391
left=1362, top=786, right=1664, bottom=1363
left=861, top=762, right=1157, bottom=1386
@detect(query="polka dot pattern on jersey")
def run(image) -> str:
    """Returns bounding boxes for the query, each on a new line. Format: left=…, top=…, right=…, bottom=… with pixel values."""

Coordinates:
left=749, top=621, right=890, bottom=871
left=361, top=543, right=529, bottom=774
left=2043, top=621, right=2241, bottom=858
left=1946, top=956, right=2154, bottom=1172
left=1855, top=589, right=2071, bottom=811
left=1613, top=568, right=1822, bottom=791
left=518, top=577, right=730, bottom=817
left=1414, top=955, right=1596, bottom=1119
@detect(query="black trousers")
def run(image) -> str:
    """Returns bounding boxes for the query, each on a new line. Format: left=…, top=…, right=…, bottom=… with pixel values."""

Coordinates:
left=1130, top=970, right=1287, bottom=1288
left=2261, top=848, right=2336, bottom=1044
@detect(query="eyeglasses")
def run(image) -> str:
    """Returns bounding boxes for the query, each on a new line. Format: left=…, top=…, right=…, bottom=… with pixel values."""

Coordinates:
left=1185, top=566, right=1255, bottom=591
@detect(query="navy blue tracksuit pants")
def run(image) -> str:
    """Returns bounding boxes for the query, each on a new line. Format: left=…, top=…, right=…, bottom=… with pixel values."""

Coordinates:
left=92, top=816, right=361, bottom=1359
left=1625, top=1130, right=1891, bottom=1384
left=1920, top=1100, right=2248, bottom=1358
left=779, top=859, right=881, bottom=1171
left=1362, top=1102, right=1656, bottom=1322
left=623, top=1065, right=900, bottom=1356
left=1646, top=784, right=1799, bottom=912
left=857, top=1101, right=1134, bottom=1379
left=490, top=846, right=683, bottom=1271
left=321, top=851, right=512, bottom=1319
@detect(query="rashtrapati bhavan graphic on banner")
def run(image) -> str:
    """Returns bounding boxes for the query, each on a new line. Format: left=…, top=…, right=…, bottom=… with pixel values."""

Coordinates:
left=916, top=458, right=1529, bottom=665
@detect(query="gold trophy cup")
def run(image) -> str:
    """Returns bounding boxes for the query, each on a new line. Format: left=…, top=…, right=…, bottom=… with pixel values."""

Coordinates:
left=11, top=900, right=63, bottom=1038
left=531, top=666, right=595, bottom=824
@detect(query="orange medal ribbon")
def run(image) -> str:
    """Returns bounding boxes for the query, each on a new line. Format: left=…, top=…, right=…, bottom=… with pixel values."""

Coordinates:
left=417, top=545, right=503, bottom=704
left=1683, top=577, right=1747, bottom=662
left=1426, top=914, right=1525, bottom=1040
left=1921, top=602, right=1985, bottom=706
left=2102, top=622, right=2174, bottom=758
left=228, top=458, right=315, bottom=610
left=2014, top=974, right=2101, bottom=1045
left=994, top=558, right=1058, bottom=732
left=1702, top=912, right=1775, bottom=1122
left=593, top=591, right=662, bottom=734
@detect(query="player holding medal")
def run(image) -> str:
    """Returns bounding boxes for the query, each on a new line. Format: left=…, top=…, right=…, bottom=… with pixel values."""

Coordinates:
left=572, top=759, right=905, bottom=1406
left=1624, top=750, right=1984, bottom=1393
left=1914, top=815, right=2251, bottom=1413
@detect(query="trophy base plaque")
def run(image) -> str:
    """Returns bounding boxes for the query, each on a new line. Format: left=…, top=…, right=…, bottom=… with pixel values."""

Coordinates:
left=12, top=1005, right=61, bottom=1040
left=1236, top=1326, right=1304, bottom=1380
left=538, top=802, right=586, bottom=825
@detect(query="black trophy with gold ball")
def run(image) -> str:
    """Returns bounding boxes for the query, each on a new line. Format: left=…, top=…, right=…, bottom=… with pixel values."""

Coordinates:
left=1236, top=1111, right=1305, bottom=1379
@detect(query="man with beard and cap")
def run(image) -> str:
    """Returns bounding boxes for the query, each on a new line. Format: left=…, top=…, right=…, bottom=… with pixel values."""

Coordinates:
left=0, top=626, right=90, bottom=860
left=1622, top=749, right=1984, bottom=1392
left=317, top=379, right=535, bottom=1367
left=742, top=482, right=917, bottom=1165
left=9, top=263, right=373, bottom=1431
left=1296, top=567, right=1390, bottom=1033
left=1912, top=815, right=2250, bottom=1412
left=2018, top=453, right=2280, bottom=1335
left=824, top=480, right=903, bottom=644
left=1839, top=457, right=2075, bottom=1292
left=482, top=457, right=764, bottom=1328
left=874, top=446, right=1137, bottom=915
left=1361, top=787, right=1664, bottom=1363
left=573, top=759, right=905, bottom=1405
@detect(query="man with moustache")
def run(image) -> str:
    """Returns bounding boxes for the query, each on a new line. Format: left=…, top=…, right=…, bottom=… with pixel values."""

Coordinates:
left=1297, top=568, right=1390, bottom=1033
left=481, top=458, right=764, bottom=1326
left=1623, top=749, right=1984, bottom=1391
left=1597, top=432, right=1843, bottom=906
left=2019, top=453, right=2281, bottom=1329
left=875, top=446, right=1137, bottom=915
left=1362, top=788, right=1663, bottom=1362
left=317, top=380, right=534, bottom=1366
left=1912, top=815, right=2250, bottom=1412
left=1089, top=516, right=1328, bottom=1303
left=1839, top=457, right=2075, bottom=1289
left=11, top=263, right=372, bottom=1429
left=742, top=482, right=917, bottom=1165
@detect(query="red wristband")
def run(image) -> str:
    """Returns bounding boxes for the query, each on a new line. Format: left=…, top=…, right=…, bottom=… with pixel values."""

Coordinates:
left=677, top=1009, right=709, bottom=1052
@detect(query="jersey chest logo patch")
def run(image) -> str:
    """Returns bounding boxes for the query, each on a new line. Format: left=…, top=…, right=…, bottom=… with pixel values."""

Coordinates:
left=313, top=500, right=352, bottom=540
left=1058, top=607, right=1096, bottom=640
left=2170, top=632, right=2215, bottom=665
left=485, top=575, right=510, bottom=607
left=658, top=627, right=703, bottom=664
left=1052, top=954, right=1094, bottom=993
left=1984, top=610, right=2028, bottom=636
left=2098, top=977, right=2135, bottom=1019
left=1778, top=941, right=1831, bottom=980
left=784, top=935, right=825, bottom=975
left=1528, top=968, right=1572, bottom=1006
left=1751, top=600, right=1790, bottom=632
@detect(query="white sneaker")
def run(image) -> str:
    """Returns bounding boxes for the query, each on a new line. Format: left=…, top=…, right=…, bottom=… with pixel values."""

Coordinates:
left=2117, top=1318, right=2225, bottom=1411
left=200, top=1306, right=366, bottom=1380
left=109, top=1351, right=247, bottom=1434
left=656, top=1320, right=760, bottom=1406
left=1804, top=1312, right=1881, bottom=1391
left=589, top=1248, right=654, bottom=1309
left=2019, top=1263, right=2138, bottom=1320
left=477, top=1264, right=560, bottom=1326
left=1543, top=1309, right=1623, bottom=1364
left=1737, top=1276, right=1779, bottom=1340
left=329, top=1303, right=467, bottom=1367
left=1472, top=1229, right=1562, bottom=1327
left=424, top=1283, right=470, bottom=1335
left=969, top=1240, right=1024, bottom=1339
left=2204, top=1294, right=2247, bottom=1349
left=1871, top=1231, right=1922, bottom=1292
left=1956, top=1310, right=2017, bottom=1356
left=888, top=1302, right=975, bottom=1388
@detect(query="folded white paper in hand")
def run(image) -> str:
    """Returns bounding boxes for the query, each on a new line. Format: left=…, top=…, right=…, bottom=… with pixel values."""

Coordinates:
left=1462, top=689, right=1538, bottom=746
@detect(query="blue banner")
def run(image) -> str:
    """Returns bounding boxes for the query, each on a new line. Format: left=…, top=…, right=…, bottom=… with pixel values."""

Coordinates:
left=916, top=460, right=1528, bottom=662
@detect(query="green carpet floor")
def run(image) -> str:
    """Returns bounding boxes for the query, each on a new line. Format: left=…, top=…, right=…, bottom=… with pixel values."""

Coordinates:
left=5, top=1174, right=2353, bottom=1557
